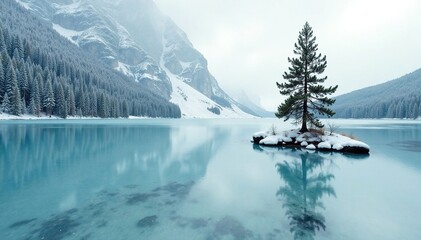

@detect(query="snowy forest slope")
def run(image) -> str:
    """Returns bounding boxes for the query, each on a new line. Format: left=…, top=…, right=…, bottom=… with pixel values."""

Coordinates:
left=332, top=68, right=421, bottom=119
left=16, top=0, right=257, bottom=118
left=0, top=0, right=181, bottom=118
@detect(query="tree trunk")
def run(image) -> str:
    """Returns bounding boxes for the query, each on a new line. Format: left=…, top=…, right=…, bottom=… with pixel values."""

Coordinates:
left=301, top=72, right=309, bottom=133
left=300, top=116, right=308, bottom=132
left=300, top=98, right=308, bottom=132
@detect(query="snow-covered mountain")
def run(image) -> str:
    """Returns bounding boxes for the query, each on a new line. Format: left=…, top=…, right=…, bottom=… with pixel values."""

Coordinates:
left=17, top=0, right=257, bottom=118
left=229, top=90, right=275, bottom=118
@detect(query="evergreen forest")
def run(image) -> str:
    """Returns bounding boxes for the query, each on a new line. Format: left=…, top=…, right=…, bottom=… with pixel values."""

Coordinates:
left=0, top=0, right=181, bottom=118
left=332, top=68, right=421, bottom=119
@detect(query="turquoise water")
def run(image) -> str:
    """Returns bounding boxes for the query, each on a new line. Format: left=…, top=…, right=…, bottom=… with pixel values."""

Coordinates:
left=0, top=119, right=420, bottom=240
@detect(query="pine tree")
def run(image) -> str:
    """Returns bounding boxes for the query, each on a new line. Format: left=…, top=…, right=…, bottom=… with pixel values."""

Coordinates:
left=1, top=92, right=10, bottom=113
left=5, top=65, right=21, bottom=115
left=21, top=97, right=26, bottom=114
left=0, top=59, right=4, bottom=102
left=98, top=93, right=106, bottom=118
left=56, top=84, right=67, bottom=118
left=18, top=64, right=29, bottom=102
left=90, top=91, right=97, bottom=117
left=29, top=95, right=36, bottom=115
left=412, top=102, right=419, bottom=119
left=31, top=75, right=41, bottom=116
left=84, top=93, right=90, bottom=116
left=13, top=36, right=23, bottom=58
left=0, top=27, right=5, bottom=51
left=23, top=39, right=31, bottom=60
left=122, top=100, right=129, bottom=118
left=276, top=22, right=338, bottom=132
left=76, top=87, right=85, bottom=116
left=67, top=87, right=76, bottom=116
left=43, top=77, right=55, bottom=117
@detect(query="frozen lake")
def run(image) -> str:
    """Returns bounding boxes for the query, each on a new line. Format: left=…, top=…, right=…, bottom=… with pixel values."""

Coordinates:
left=0, top=119, right=420, bottom=240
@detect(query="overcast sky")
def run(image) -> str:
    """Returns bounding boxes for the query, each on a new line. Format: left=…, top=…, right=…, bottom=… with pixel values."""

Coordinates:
left=154, top=0, right=421, bottom=111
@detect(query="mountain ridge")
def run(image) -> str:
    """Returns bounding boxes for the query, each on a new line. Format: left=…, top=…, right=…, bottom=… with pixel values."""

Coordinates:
left=1, top=0, right=181, bottom=118
left=17, top=0, right=257, bottom=118
left=332, top=68, right=421, bottom=119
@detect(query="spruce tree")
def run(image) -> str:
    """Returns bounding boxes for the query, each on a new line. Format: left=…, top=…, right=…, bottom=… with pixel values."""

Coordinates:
left=29, top=95, right=36, bottom=115
left=18, top=64, right=28, bottom=102
left=31, top=75, right=41, bottom=116
left=6, top=65, right=21, bottom=115
left=1, top=92, right=10, bottom=113
left=21, top=97, right=26, bottom=114
left=122, top=100, right=129, bottom=118
left=90, top=91, right=97, bottom=117
left=43, top=77, right=55, bottom=117
left=276, top=22, right=338, bottom=132
left=0, top=28, right=5, bottom=51
left=98, top=93, right=106, bottom=118
left=23, top=40, right=31, bottom=60
left=0, top=59, right=4, bottom=102
left=56, top=84, right=67, bottom=118
left=67, top=87, right=76, bottom=116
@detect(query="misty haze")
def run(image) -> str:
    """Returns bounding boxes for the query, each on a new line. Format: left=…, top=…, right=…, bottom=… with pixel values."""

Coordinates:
left=0, top=0, right=420, bottom=239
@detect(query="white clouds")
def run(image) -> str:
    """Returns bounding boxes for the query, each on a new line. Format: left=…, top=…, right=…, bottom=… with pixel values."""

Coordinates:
left=155, top=0, right=421, bottom=111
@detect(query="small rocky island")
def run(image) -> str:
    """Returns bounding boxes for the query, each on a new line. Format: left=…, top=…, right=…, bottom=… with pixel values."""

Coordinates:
left=256, top=22, right=370, bottom=154
left=252, top=129, right=370, bottom=154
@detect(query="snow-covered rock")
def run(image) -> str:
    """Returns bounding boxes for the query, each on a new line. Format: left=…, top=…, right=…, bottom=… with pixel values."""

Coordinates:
left=252, top=128, right=370, bottom=154
left=332, top=143, right=344, bottom=151
left=318, top=142, right=331, bottom=149
left=306, top=144, right=316, bottom=150
left=259, top=135, right=279, bottom=145
left=253, top=131, right=269, bottom=138
left=279, top=135, right=293, bottom=143
left=322, top=133, right=370, bottom=151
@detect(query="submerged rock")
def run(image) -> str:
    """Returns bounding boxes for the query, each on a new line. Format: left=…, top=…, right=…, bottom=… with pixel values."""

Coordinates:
left=126, top=193, right=159, bottom=205
left=9, top=218, right=37, bottom=228
left=153, top=182, right=194, bottom=198
left=137, top=215, right=158, bottom=228
left=190, top=218, right=208, bottom=229
left=37, top=210, right=80, bottom=240
left=212, top=216, right=252, bottom=240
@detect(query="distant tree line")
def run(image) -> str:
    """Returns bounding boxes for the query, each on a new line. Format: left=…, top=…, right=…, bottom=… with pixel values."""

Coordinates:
left=0, top=0, right=181, bottom=118
left=332, top=68, right=421, bottom=119
left=334, top=95, right=420, bottom=119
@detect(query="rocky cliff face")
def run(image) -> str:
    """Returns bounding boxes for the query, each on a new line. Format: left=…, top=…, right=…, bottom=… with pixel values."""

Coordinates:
left=18, top=0, right=172, bottom=99
left=17, top=0, right=257, bottom=118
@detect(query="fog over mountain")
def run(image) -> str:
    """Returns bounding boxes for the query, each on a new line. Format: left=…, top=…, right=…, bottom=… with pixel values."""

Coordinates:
left=155, top=0, right=421, bottom=111
left=17, top=0, right=263, bottom=118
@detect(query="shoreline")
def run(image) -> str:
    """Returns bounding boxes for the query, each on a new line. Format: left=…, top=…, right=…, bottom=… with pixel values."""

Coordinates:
left=252, top=129, right=371, bottom=154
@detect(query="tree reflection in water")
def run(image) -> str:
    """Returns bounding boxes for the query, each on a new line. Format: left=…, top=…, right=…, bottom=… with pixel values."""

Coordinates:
left=277, top=152, right=336, bottom=240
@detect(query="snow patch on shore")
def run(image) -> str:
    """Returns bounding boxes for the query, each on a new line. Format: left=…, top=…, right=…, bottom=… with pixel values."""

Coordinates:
left=0, top=113, right=61, bottom=120
left=254, top=129, right=370, bottom=151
